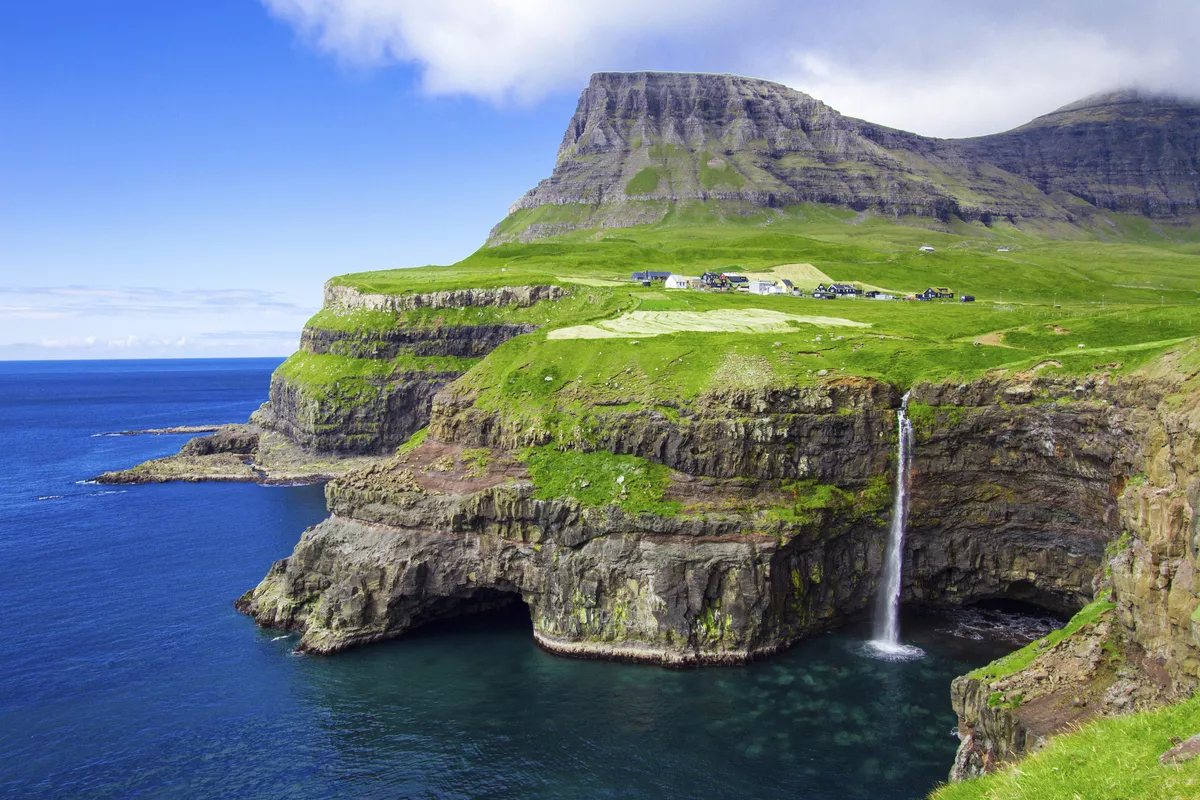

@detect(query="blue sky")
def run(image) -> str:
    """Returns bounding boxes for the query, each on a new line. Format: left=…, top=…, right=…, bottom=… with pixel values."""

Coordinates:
left=2, top=0, right=1197, bottom=359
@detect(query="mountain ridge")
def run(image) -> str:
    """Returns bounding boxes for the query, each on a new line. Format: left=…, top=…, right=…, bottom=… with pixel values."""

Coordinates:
left=490, top=72, right=1200, bottom=243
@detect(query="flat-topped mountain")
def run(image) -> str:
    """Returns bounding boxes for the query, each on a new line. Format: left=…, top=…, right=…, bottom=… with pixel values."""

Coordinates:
left=491, top=72, right=1200, bottom=242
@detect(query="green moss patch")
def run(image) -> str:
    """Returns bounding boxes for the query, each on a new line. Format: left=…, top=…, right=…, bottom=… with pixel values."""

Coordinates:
left=395, top=428, right=428, bottom=458
left=521, top=446, right=679, bottom=516
left=698, top=151, right=746, bottom=189
left=768, top=476, right=891, bottom=528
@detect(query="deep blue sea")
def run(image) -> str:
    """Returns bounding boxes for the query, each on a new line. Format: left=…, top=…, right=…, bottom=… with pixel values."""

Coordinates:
left=0, top=359, right=1045, bottom=799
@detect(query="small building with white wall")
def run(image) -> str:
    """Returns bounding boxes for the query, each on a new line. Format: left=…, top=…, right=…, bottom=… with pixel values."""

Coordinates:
left=665, top=275, right=697, bottom=289
left=748, top=280, right=781, bottom=295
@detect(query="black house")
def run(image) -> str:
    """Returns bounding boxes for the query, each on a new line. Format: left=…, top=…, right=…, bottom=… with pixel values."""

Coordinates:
left=701, top=271, right=728, bottom=288
left=920, top=286, right=954, bottom=300
left=818, top=282, right=860, bottom=297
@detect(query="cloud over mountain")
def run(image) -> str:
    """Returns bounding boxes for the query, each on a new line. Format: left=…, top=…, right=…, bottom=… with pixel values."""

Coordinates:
left=262, top=0, right=1200, bottom=136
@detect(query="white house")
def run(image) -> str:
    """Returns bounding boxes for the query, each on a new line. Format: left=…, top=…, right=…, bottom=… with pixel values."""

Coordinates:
left=748, top=280, right=781, bottom=295
left=665, top=275, right=697, bottom=289
left=919, top=245, right=936, bottom=252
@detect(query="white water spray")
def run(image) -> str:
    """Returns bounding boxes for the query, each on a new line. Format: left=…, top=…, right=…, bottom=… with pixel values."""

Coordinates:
left=867, top=392, right=925, bottom=661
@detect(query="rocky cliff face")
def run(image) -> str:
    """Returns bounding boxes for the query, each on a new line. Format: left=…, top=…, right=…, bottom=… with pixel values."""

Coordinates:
left=237, top=369, right=1189, bottom=668
left=431, top=378, right=899, bottom=481
left=943, top=361, right=1200, bottom=780
left=256, top=284, right=567, bottom=454
left=903, top=376, right=1164, bottom=613
left=1111, top=370, right=1200, bottom=688
left=961, top=90, right=1200, bottom=218
left=491, top=73, right=1200, bottom=242
left=236, top=441, right=889, bottom=663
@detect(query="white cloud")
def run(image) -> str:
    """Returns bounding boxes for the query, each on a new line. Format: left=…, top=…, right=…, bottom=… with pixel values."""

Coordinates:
left=778, top=32, right=1175, bottom=138
left=263, top=0, right=736, bottom=102
left=262, top=0, right=1200, bottom=135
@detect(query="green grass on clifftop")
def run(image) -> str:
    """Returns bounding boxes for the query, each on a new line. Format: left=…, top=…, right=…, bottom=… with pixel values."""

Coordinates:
left=292, top=206, right=1200, bottom=440
left=930, top=694, right=1200, bottom=800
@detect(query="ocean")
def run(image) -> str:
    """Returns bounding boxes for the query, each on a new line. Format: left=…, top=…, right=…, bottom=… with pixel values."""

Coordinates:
left=0, top=359, right=1048, bottom=799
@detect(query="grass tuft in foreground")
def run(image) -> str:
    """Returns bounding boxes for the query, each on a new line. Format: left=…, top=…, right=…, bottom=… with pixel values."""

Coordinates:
left=930, top=693, right=1200, bottom=800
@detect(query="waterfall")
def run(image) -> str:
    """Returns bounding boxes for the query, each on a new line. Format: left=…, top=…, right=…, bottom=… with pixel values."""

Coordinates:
left=867, top=392, right=925, bottom=661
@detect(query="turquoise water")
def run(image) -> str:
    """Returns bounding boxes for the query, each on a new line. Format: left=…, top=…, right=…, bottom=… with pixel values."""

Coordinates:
left=0, top=360, right=1044, bottom=799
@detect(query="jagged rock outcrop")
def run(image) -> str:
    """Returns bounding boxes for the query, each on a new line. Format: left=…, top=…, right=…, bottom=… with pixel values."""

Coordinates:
left=1111, top=372, right=1200, bottom=689
left=491, top=73, right=1200, bottom=243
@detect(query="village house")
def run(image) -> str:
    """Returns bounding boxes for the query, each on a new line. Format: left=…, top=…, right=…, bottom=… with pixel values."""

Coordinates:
left=919, top=287, right=954, bottom=300
left=724, top=274, right=750, bottom=291
left=817, top=282, right=861, bottom=297
left=748, top=279, right=781, bottom=295
left=664, top=274, right=697, bottom=289
left=700, top=271, right=728, bottom=289
left=631, top=271, right=672, bottom=283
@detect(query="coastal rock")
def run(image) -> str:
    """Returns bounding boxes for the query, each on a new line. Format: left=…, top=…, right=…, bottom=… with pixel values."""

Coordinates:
left=236, top=467, right=886, bottom=663
left=257, top=285, right=568, bottom=454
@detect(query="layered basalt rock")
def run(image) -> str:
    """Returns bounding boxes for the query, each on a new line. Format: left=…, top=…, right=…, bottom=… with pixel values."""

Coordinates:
left=430, top=378, right=900, bottom=481
left=902, top=376, right=1164, bottom=613
left=960, top=90, right=1200, bottom=218
left=258, top=284, right=566, bottom=454
left=257, top=369, right=461, bottom=454
left=235, top=448, right=888, bottom=664
left=944, top=366, right=1200, bottom=780
left=301, top=322, right=536, bottom=360
left=323, top=283, right=568, bottom=313
left=238, top=371, right=1184, bottom=667
left=1111, top=376, right=1200, bottom=690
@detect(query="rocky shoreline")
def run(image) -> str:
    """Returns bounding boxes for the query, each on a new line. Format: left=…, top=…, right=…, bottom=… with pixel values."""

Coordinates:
left=95, top=423, right=388, bottom=485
